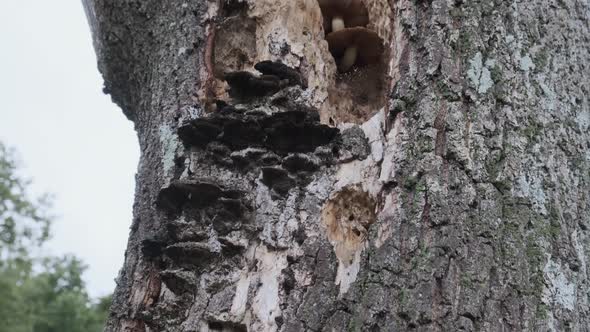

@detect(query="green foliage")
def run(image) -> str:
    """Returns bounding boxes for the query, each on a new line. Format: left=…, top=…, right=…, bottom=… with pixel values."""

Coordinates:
left=0, top=256, right=111, bottom=332
left=0, top=142, right=51, bottom=260
left=0, top=142, right=111, bottom=332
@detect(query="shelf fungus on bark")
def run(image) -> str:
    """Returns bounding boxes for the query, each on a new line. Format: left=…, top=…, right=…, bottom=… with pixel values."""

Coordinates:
left=163, top=241, right=217, bottom=267
left=141, top=237, right=167, bottom=260
left=326, top=27, right=384, bottom=72
left=156, top=179, right=247, bottom=215
left=282, top=153, right=321, bottom=173
left=261, top=166, right=296, bottom=196
left=224, top=71, right=288, bottom=99
left=223, top=60, right=305, bottom=100
left=159, top=269, right=197, bottom=295
left=254, top=60, right=306, bottom=88
left=178, top=109, right=339, bottom=153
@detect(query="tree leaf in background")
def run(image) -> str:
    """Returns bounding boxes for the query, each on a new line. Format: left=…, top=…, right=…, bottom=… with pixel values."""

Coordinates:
left=0, top=142, right=110, bottom=332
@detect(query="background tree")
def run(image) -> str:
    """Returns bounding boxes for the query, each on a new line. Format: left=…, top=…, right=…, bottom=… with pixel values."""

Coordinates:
left=0, top=143, right=51, bottom=261
left=0, top=142, right=111, bottom=332
left=83, top=0, right=589, bottom=331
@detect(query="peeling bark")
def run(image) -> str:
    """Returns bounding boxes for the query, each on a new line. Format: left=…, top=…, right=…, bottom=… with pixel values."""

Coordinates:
left=83, top=0, right=590, bottom=331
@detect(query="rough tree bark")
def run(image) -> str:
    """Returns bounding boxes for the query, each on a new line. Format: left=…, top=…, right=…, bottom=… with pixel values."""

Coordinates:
left=83, top=0, right=589, bottom=331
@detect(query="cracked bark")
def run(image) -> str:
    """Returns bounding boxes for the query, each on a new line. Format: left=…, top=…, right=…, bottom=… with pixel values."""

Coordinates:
left=83, top=0, right=589, bottom=331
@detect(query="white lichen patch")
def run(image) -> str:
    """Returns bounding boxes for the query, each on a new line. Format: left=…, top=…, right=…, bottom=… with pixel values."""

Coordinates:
left=536, top=76, right=558, bottom=112
left=576, top=109, right=589, bottom=130
left=519, top=54, right=535, bottom=72
left=513, top=174, right=547, bottom=215
left=543, top=257, right=576, bottom=311
left=505, top=34, right=515, bottom=45
left=158, top=124, right=179, bottom=177
left=467, top=52, right=494, bottom=94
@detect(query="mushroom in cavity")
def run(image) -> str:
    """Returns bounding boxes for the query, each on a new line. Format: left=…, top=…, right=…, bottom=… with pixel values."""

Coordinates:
left=317, top=0, right=369, bottom=33
left=326, top=27, right=384, bottom=72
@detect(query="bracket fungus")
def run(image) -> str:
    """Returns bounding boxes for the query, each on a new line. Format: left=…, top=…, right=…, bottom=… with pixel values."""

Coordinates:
left=224, top=71, right=288, bottom=99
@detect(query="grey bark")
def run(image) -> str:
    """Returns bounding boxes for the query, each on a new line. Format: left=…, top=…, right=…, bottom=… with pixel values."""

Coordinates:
left=83, top=0, right=590, bottom=331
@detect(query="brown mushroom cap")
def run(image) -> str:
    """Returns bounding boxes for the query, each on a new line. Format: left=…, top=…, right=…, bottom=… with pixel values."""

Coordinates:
left=326, top=27, right=384, bottom=65
left=317, top=0, right=369, bottom=29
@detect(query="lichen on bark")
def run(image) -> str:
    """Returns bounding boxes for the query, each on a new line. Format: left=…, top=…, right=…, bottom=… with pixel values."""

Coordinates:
left=83, top=0, right=589, bottom=330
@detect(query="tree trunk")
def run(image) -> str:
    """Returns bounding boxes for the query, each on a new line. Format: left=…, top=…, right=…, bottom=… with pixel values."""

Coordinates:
left=83, top=0, right=590, bottom=331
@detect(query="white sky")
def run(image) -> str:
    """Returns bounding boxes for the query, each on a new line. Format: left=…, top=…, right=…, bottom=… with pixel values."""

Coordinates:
left=0, top=1, right=139, bottom=298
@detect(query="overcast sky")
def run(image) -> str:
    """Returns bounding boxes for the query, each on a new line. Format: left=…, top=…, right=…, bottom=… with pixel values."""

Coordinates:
left=0, top=1, right=139, bottom=298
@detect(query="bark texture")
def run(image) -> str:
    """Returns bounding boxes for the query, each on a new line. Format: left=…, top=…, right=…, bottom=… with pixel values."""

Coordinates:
left=83, top=0, right=590, bottom=331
